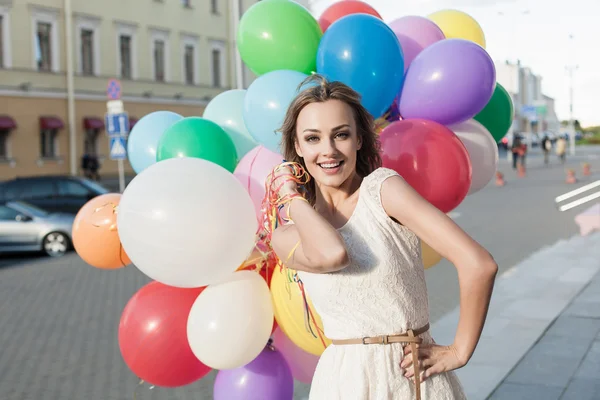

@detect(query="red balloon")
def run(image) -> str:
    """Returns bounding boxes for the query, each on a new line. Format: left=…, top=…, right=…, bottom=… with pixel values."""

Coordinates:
left=380, top=119, right=472, bottom=213
left=118, top=282, right=211, bottom=387
left=318, top=0, right=382, bottom=32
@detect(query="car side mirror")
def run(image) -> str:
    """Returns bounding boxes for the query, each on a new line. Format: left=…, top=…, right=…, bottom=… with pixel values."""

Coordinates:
left=16, top=214, right=32, bottom=222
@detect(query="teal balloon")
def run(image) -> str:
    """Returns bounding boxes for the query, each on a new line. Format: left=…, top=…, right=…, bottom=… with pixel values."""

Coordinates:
left=127, top=111, right=183, bottom=174
left=157, top=117, right=238, bottom=172
left=203, top=90, right=257, bottom=159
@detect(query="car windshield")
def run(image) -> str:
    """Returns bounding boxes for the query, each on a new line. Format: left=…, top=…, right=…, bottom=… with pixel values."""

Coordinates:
left=8, top=201, right=50, bottom=217
left=81, top=179, right=110, bottom=194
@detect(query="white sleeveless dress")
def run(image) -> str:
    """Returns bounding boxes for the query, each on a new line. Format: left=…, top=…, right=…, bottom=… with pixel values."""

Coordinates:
left=298, top=168, right=466, bottom=400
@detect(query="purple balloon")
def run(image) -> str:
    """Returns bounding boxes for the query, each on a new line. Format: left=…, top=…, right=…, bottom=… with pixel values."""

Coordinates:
left=388, top=16, right=445, bottom=72
left=213, top=344, right=294, bottom=400
left=399, top=39, right=496, bottom=126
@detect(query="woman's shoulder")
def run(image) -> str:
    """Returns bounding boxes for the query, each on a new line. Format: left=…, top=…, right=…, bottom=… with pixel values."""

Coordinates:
left=363, top=167, right=401, bottom=188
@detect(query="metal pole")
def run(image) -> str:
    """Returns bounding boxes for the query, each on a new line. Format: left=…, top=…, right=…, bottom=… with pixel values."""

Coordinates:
left=64, top=0, right=77, bottom=175
left=231, top=0, right=244, bottom=89
left=118, top=159, right=125, bottom=193
left=568, top=65, right=577, bottom=156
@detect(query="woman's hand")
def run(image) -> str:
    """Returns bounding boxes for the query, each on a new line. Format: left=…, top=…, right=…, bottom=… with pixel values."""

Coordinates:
left=400, top=342, right=466, bottom=382
left=272, top=164, right=298, bottom=197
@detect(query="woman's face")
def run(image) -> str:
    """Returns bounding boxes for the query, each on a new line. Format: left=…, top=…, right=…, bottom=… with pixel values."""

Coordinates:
left=295, top=100, right=362, bottom=189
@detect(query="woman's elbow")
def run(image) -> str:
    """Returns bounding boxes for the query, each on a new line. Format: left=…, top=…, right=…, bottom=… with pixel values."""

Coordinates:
left=318, top=248, right=350, bottom=273
left=479, top=252, right=498, bottom=277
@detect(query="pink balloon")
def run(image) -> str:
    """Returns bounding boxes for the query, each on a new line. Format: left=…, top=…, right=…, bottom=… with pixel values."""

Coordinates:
left=272, top=328, right=320, bottom=384
left=234, top=145, right=284, bottom=221
left=388, top=16, right=445, bottom=72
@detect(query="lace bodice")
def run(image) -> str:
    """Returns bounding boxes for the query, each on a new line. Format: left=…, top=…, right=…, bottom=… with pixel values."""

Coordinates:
left=298, top=168, right=430, bottom=340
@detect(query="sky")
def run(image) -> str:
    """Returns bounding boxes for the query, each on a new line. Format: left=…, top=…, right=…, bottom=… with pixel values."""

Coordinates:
left=308, top=0, right=600, bottom=128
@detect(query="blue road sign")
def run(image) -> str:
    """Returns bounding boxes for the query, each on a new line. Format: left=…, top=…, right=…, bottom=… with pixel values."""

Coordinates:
left=105, top=113, right=129, bottom=136
left=107, top=79, right=122, bottom=100
left=109, top=136, right=128, bottom=160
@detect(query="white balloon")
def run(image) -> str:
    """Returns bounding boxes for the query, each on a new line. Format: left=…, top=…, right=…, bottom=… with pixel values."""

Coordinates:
left=117, top=157, right=257, bottom=288
left=187, top=271, right=274, bottom=369
left=450, top=120, right=499, bottom=195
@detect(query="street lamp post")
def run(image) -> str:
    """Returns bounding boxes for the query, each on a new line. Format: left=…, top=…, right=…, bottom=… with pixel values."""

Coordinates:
left=566, top=34, right=578, bottom=156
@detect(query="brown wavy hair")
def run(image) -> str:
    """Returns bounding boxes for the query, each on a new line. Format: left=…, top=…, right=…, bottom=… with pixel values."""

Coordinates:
left=278, top=74, right=381, bottom=204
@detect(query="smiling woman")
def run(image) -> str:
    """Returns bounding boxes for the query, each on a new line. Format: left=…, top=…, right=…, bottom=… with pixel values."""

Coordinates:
left=269, top=74, right=497, bottom=400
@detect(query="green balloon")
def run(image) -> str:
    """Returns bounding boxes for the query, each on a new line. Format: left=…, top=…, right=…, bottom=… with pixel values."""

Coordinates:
left=474, top=83, right=514, bottom=143
left=157, top=117, right=238, bottom=172
left=237, top=0, right=322, bottom=76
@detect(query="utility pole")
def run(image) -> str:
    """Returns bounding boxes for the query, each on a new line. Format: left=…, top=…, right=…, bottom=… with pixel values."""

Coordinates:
left=566, top=34, right=578, bottom=156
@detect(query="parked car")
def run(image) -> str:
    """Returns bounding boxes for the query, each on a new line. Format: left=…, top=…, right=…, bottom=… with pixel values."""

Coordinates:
left=0, top=201, right=75, bottom=257
left=0, top=176, right=109, bottom=215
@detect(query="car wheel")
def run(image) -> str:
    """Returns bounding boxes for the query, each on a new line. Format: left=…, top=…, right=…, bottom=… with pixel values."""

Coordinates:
left=43, top=232, right=70, bottom=257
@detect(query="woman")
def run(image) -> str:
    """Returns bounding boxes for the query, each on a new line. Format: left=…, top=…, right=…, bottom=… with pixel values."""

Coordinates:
left=270, top=75, right=497, bottom=400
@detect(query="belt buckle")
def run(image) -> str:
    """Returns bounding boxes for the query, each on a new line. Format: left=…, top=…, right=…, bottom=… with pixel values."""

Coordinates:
left=361, top=337, right=368, bottom=345
left=381, top=335, right=389, bottom=345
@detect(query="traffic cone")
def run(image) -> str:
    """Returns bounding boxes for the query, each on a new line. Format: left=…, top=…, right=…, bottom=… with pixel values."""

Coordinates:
left=582, top=162, right=591, bottom=176
left=495, top=171, right=505, bottom=186
left=517, top=163, right=526, bottom=177
left=566, top=169, right=577, bottom=184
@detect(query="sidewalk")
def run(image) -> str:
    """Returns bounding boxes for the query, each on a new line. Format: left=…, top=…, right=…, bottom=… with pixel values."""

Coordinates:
left=431, top=231, right=600, bottom=400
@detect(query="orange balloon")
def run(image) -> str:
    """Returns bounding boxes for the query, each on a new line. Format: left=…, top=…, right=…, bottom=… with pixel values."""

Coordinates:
left=73, top=193, right=131, bottom=269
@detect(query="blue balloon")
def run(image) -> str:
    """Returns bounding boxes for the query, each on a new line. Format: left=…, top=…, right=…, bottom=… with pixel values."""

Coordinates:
left=203, top=89, right=257, bottom=159
left=243, top=70, right=309, bottom=153
left=127, top=111, right=183, bottom=174
left=316, top=14, right=405, bottom=117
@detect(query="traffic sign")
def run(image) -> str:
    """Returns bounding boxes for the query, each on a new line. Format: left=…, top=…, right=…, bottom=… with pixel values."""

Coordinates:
left=109, top=136, right=128, bottom=160
left=107, top=79, right=122, bottom=100
left=105, top=113, right=130, bottom=136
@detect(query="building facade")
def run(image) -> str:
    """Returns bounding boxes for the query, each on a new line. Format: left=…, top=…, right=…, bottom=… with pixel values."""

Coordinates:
left=495, top=60, right=560, bottom=139
left=0, top=0, right=272, bottom=180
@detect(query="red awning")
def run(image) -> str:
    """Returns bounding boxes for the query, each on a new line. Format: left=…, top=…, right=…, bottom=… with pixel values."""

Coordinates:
left=83, top=117, right=105, bottom=130
left=39, top=116, right=65, bottom=130
left=129, top=117, right=138, bottom=130
left=0, top=116, right=17, bottom=130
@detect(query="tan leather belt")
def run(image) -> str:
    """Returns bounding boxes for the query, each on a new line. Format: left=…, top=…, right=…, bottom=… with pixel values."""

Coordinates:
left=331, top=323, right=430, bottom=400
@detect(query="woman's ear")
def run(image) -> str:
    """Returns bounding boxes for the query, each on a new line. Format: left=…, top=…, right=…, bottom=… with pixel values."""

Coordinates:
left=357, top=134, right=363, bottom=150
left=294, top=139, right=303, bottom=158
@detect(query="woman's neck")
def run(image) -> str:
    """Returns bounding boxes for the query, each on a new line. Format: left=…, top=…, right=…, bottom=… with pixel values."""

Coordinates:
left=314, top=172, right=362, bottom=215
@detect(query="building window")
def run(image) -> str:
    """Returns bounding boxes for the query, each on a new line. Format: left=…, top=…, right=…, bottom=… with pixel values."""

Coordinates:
left=0, top=129, right=8, bottom=159
left=40, top=129, right=57, bottom=158
left=211, top=0, right=218, bottom=14
left=211, top=48, right=221, bottom=87
left=0, top=15, right=4, bottom=68
left=119, top=35, right=132, bottom=79
left=81, top=29, right=94, bottom=75
left=184, top=44, right=194, bottom=84
left=37, top=22, right=52, bottom=71
left=154, top=39, right=165, bottom=81
left=84, top=129, right=99, bottom=155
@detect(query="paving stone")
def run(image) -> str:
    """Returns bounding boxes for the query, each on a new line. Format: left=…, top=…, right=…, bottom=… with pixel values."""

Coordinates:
left=545, top=315, right=600, bottom=340
left=489, top=382, right=563, bottom=400
left=563, top=300, right=600, bottom=319
left=573, top=340, right=600, bottom=380
left=561, top=378, right=600, bottom=400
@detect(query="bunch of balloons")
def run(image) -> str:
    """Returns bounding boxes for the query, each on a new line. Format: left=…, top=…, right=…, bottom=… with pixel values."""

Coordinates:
left=69, top=1, right=514, bottom=398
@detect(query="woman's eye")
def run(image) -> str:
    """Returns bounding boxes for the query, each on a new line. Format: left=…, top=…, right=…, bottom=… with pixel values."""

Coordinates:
left=306, top=136, right=319, bottom=142
left=336, top=132, right=349, bottom=139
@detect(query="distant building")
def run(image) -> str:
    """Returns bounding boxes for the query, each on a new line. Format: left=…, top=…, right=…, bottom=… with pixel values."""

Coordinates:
left=495, top=60, right=559, bottom=139
left=0, top=0, right=268, bottom=180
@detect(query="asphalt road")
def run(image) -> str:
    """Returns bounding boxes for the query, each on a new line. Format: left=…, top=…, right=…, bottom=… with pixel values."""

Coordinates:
left=1, top=145, right=599, bottom=400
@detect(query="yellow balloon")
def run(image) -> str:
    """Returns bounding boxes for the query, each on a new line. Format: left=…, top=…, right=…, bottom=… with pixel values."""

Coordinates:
left=421, top=240, right=443, bottom=270
left=270, top=265, right=331, bottom=356
left=428, top=9, right=486, bottom=48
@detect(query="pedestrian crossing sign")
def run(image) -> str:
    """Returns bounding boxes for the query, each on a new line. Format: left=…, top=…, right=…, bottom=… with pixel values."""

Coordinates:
left=109, top=136, right=128, bottom=160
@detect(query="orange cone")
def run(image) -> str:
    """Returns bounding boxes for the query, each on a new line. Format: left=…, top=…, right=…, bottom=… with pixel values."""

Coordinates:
left=582, top=163, right=591, bottom=176
left=495, top=171, right=505, bottom=186
left=566, top=169, right=577, bottom=184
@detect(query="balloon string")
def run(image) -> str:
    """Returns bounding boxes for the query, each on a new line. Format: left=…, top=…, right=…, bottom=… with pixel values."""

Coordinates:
left=132, top=379, right=144, bottom=400
left=90, top=202, right=117, bottom=228
left=258, top=162, right=326, bottom=350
